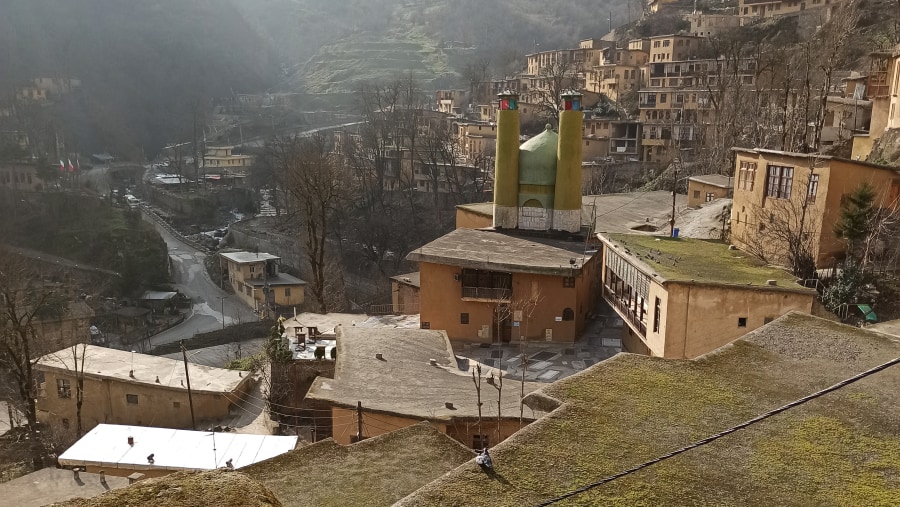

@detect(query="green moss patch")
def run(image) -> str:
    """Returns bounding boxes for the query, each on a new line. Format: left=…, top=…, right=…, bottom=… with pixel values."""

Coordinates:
left=607, top=234, right=803, bottom=287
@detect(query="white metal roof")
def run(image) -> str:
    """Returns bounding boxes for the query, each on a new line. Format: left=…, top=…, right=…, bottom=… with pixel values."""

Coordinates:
left=59, top=424, right=298, bottom=472
left=219, top=251, right=280, bottom=264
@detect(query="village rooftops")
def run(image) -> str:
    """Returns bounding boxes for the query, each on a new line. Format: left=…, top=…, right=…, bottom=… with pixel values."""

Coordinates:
left=219, top=251, right=280, bottom=264
left=396, top=313, right=900, bottom=505
left=600, top=233, right=809, bottom=289
left=407, top=228, right=596, bottom=277
left=457, top=193, right=688, bottom=236
left=59, top=424, right=298, bottom=474
left=688, top=174, right=733, bottom=189
left=36, top=345, right=248, bottom=395
left=306, top=326, right=542, bottom=421
left=243, top=422, right=474, bottom=507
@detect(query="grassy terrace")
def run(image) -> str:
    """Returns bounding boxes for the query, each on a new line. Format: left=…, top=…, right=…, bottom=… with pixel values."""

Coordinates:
left=397, top=314, right=900, bottom=506
left=606, top=234, right=803, bottom=288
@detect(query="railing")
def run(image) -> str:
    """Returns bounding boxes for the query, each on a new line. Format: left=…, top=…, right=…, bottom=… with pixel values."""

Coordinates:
left=366, top=303, right=420, bottom=315
left=462, top=286, right=511, bottom=301
left=603, top=286, right=647, bottom=337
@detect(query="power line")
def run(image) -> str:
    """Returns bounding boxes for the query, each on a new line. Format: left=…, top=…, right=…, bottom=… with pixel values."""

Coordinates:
left=534, top=356, right=900, bottom=506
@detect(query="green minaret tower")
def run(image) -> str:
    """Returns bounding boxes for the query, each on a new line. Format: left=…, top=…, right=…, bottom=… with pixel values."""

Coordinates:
left=553, top=91, right=583, bottom=233
left=492, top=92, right=520, bottom=229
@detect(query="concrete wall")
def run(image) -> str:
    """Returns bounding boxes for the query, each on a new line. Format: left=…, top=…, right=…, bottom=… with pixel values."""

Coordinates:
left=37, top=370, right=253, bottom=440
left=455, top=208, right=493, bottom=229
left=391, top=281, right=420, bottom=314
left=331, top=407, right=524, bottom=448
left=228, top=222, right=304, bottom=271
left=661, top=283, right=814, bottom=359
left=418, top=254, right=600, bottom=343
left=687, top=180, right=731, bottom=208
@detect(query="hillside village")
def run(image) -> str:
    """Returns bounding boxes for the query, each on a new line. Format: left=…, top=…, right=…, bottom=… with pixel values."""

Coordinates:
left=1, top=0, right=900, bottom=505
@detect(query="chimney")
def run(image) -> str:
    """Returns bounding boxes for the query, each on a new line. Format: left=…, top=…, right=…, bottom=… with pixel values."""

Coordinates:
left=127, top=436, right=134, bottom=446
left=429, top=359, right=438, bottom=366
left=375, top=353, right=384, bottom=361
left=493, top=91, right=521, bottom=229
left=445, top=402, right=455, bottom=410
left=553, top=91, right=584, bottom=233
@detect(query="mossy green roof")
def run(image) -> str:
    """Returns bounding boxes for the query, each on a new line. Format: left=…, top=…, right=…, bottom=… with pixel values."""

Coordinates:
left=604, top=234, right=807, bottom=289
left=244, top=422, right=474, bottom=507
left=397, top=313, right=900, bottom=506
left=518, top=124, right=558, bottom=186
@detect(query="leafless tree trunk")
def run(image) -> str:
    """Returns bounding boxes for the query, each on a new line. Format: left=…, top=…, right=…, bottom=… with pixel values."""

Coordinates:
left=279, top=134, right=346, bottom=313
left=471, top=363, right=483, bottom=440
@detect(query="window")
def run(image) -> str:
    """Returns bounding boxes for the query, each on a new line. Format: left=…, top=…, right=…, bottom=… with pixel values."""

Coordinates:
left=250, top=266, right=255, bottom=273
left=738, top=317, right=747, bottom=327
left=807, top=174, right=819, bottom=201
left=284, top=287, right=291, bottom=297
left=62, top=418, right=70, bottom=429
left=56, top=378, right=71, bottom=398
left=562, top=308, right=575, bottom=321
left=563, top=277, right=576, bottom=288
left=653, top=297, right=661, bottom=333
left=173, top=401, right=181, bottom=409
left=765, top=165, right=793, bottom=199
left=126, top=394, right=139, bottom=404
left=738, top=161, right=757, bottom=190
left=460, top=313, right=469, bottom=324
left=706, top=192, right=716, bottom=202
left=473, top=434, right=490, bottom=449
left=421, top=322, right=430, bottom=329
left=660, top=93, right=667, bottom=103
left=693, top=190, right=700, bottom=198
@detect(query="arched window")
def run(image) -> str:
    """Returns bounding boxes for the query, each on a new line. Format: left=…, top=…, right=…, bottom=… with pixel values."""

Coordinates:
left=562, top=308, right=574, bottom=321
left=522, top=198, right=544, bottom=209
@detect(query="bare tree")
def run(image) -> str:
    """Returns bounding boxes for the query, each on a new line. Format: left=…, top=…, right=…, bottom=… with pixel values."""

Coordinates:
left=533, top=58, right=580, bottom=125
left=487, top=370, right=502, bottom=443
left=471, top=363, right=483, bottom=441
left=279, top=134, right=346, bottom=313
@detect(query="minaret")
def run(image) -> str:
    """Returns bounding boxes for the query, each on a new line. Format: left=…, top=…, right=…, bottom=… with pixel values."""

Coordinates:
left=492, top=91, right=520, bottom=229
left=553, top=91, right=583, bottom=233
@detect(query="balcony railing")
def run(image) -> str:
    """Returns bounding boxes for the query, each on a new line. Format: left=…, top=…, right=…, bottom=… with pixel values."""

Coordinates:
left=462, top=287, right=511, bottom=301
left=603, top=285, right=647, bottom=337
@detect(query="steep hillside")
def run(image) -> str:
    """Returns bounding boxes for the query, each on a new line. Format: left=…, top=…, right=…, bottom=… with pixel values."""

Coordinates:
left=0, top=0, right=279, bottom=156
left=277, top=0, right=633, bottom=93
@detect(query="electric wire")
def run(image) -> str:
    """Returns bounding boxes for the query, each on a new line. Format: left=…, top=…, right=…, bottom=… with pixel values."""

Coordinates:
left=534, top=356, right=900, bottom=506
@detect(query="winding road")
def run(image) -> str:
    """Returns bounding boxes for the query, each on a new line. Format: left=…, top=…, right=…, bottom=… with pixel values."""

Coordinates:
left=142, top=215, right=258, bottom=349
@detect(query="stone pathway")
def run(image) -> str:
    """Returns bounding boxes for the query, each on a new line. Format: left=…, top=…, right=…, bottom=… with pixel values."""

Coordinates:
left=453, top=302, right=624, bottom=382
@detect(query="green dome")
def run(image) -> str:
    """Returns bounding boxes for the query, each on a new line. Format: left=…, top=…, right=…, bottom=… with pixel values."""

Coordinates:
left=518, top=124, right=558, bottom=186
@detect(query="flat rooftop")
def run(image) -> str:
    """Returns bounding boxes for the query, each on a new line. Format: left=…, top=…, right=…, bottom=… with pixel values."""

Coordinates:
left=59, top=424, right=298, bottom=473
left=407, top=228, right=596, bottom=276
left=456, top=192, right=688, bottom=236
left=601, top=234, right=808, bottom=288
left=390, top=271, right=421, bottom=288
left=397, top=313, right=900, bottom=505
left=0, top=467, right=129, bottom=507
left=244, top=422, right=474, bottom=507
left=219, top=251, right=280, bottom=264
left=307, top=327, right=542, bottom=421
left=456, top=202, right=494, bottom=217
left=688, top=174, right=733, bottom=188
left=246, top=272, right=306, bottom=286
left=37, top=345, right=248, bottom=394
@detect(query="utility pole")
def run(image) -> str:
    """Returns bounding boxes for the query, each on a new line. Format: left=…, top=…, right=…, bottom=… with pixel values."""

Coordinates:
left=356, top=401, right=363, bottom=442
left=217, top=296, right=227, bottom=330
left=181, top=340, right=196, bottom=430
left=670, top=158, right=678, bottom=237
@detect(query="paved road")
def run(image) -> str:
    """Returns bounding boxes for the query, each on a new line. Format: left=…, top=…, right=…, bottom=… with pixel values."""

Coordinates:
left=142, top=216, right=258, bottom=349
